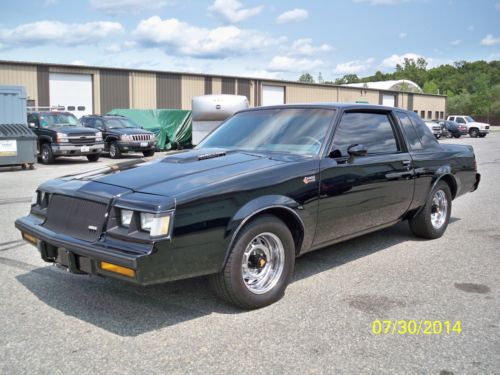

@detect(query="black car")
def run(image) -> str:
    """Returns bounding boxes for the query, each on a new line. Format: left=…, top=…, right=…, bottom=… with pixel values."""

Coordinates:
left=80, top=115, right=157, bottom=158
left=27, top=111, right=104, bottom=164
left=16, top=104, right=480, bottom=309
left=437, top=120, right=468, bottom=138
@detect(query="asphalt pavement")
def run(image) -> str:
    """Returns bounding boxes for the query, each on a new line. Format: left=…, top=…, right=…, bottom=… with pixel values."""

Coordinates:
left=0, top=136, right=498, bottom=374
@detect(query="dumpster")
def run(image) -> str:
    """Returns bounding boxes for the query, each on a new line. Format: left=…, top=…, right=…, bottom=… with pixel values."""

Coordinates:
left=0, top=124, right=37, bottom=169
left=0, top=86, right=27, bottom=124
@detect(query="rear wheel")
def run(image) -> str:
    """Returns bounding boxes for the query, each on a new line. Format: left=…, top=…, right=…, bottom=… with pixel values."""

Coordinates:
left=40, top=143, right=55, bottom=164
left=109, top=141, right=121, bottom=159
left=469, top=128, right=479, bottom=138
left=86, top=154, right=100, bottom=162
left=453, top=134, right=461, bottom=138
left=210, top=215, right=295, bottom=309
left=409, top=181, right=452, bottom=239
left=143, top=150, right=155, bottom=157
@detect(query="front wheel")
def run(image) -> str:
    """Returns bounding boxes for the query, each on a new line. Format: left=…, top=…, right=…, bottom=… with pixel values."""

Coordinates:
left=86, top=154, right=100, bottom=162
left=478, top=133, right=486, bottom=138
left=109, top=141, right=121, bottom=159
left=143, top=150, right=155, bottom=157
left=469, top=128, right=479, bottom=138
left=453, top=134, right=461, bottom=138
left=409, top=181, right=452, bottom=239
left=210, top=215, right=295, bottom=309
left=40, top=143, right=55, bottom=164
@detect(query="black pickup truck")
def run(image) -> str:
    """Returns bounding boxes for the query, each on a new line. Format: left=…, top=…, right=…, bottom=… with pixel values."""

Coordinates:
left=16, top=104, right=480, bottom=309
left=27, top=111, right=104, bottom=164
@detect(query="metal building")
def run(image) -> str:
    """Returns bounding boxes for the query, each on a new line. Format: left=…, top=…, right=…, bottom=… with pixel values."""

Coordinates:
left=0, top=60, right=447, bottom=120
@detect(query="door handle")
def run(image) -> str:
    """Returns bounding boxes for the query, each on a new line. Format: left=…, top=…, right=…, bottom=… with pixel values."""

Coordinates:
left=401, top=160, right=412, bottom=166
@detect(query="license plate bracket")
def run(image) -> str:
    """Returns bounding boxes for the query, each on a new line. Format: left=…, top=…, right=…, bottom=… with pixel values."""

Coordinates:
left=81, top=146, right=90, bottom=152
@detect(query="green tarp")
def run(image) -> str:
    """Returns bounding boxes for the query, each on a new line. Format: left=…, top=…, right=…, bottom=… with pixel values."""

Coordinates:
left=107, top=109, right=192, bottom=150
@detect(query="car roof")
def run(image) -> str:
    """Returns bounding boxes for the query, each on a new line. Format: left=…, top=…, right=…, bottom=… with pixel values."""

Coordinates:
left=239, top=103, right=406, bottom=113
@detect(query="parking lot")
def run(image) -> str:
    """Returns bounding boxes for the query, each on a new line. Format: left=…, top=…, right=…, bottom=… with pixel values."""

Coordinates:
left=0, top=134, right=498, bottom=374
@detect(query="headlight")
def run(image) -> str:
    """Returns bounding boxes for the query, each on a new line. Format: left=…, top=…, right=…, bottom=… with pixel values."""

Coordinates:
left=120, top=209, right=133, bottom=227
left=151, top=134, right=156, bottom=141
left=121, top=134, right=133, bottom=141
left=95, top=131, right=103, bottom=141
left=56, top=132, right=69, bottom=143
left=140, top=212, right=172, bottom=237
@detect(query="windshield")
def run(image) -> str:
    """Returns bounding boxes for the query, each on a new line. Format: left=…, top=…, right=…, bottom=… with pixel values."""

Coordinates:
left=40, top=113, right=79, bottom=127
left=198, top=108, right=335, bottom=156
left=105, top=118, right=139, bottom=129
left=465, top=116, right=475, bottom=122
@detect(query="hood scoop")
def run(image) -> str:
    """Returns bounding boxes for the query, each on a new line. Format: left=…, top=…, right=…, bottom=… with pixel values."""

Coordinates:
left=198, top=151, right=226, bottom=161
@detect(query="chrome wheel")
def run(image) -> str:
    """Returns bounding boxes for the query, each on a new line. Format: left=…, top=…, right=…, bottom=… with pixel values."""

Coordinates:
left=241, top=232, right=285, bottom=295
left=431, top=189, right=448, bottom=229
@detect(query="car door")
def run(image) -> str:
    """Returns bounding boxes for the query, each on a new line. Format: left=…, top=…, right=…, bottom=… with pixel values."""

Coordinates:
left=313, top=109, right=415, bottom=246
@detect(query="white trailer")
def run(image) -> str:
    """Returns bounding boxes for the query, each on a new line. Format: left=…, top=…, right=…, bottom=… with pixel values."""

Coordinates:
left=191, top=95, right=249, bottom=145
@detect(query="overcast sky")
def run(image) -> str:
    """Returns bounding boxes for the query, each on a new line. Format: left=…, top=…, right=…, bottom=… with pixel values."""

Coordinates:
left=0, top=0, right=499, bottom=81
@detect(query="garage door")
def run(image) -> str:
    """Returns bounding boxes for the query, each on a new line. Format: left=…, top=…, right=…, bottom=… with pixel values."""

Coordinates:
left=49, top=73, right=93, bottom=117
left=382, top=94, right=395, bottom=107
left=262, top=85, right=285, bottom=106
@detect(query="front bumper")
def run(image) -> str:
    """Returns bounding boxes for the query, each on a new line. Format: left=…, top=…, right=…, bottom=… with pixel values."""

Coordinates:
left=479, top=129, right=490, bottom=134
left=118, top=140, right=156, bottom=152
left=15, top=214, right=150, bottom=284
left=52, top=142, right=104, bottom=156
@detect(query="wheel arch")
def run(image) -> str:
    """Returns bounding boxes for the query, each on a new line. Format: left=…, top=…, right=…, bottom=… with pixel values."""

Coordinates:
left=222, top=196, right=305, bottom=269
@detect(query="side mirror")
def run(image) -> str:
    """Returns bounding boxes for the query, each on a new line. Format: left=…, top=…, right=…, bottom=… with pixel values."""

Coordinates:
left=347, top=144, right=367, bottom=156
left=28, top=122, right=37, bottom=128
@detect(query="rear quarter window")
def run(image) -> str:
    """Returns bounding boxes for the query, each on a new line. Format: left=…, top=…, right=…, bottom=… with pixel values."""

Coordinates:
left=408, top=112, right=441, bottom=151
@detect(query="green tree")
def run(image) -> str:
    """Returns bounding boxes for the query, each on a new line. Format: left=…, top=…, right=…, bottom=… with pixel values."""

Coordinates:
left=334, top=74, right=360, bottom=85
left=422, top=80, right=439, bottom=94
left=298, top=73, right=314, bottom=83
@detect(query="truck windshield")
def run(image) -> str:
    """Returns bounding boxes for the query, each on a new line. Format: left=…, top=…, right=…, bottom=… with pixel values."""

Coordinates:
left=465, top=116, right=475, bottom=122
left=198, top=108, right=335, bottom=156
left=40, top=114, right=79, bottom=127
left=105, top=118, right=138, bottom=129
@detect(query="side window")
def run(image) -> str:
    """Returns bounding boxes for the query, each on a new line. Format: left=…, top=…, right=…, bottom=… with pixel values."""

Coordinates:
left=331, top=112, right=399, bottom=157
left=456, top=117, right=465, bottom=124
left=408, top=112, right=441, bottom=151
left=396, top=112, right=423, bottom=150
left=95, top=119, right=104, bottom=129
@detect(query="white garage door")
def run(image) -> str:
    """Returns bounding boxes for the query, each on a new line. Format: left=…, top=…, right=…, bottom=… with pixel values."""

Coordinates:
left=49, top=73, right=93, bottom=117
left=262, top=85, right=285, bottom=106
left=382, top=94, right=395, bottom=107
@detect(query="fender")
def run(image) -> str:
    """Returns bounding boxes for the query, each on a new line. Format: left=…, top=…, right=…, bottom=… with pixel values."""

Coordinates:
left=413, top=166, right=457, bottom=218
left=221, top=195, right=305, bottom=268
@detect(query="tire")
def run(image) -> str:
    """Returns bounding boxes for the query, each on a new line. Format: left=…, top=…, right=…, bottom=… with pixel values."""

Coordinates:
left=143, top=150, right=155, bottom=157
left=210, top=215, right=295, bottom=309
left=86, top=154, right=100, bottom=162
left=109, top=141, right=121, bottom=159
left=478, top=134, right=486, bottom=138
left=453, top=134, right=461, bottom=138
left=40, top=143, right=55, bottom=164
left=469, top=128, right=479, bottom=138
left=435, top=134, right=441, bottom=139
left=409, top=181, right=452, bottom=239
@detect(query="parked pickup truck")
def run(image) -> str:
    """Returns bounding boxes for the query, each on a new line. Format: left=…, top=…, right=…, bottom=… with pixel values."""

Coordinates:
left=425, top=121, right=443, bottom=138
left=447, top=115, right=490, bottom=138
left=27, top=111, right=104, bottom=164
left=16, top=104, right=480, bottom=309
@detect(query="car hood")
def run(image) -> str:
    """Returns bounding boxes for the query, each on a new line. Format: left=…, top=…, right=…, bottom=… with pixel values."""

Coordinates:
left=63, top=149, right=290, bottom=197
left=469, top=121, right=489, bottom=127
left=107, top=127, right=153, bottom=135
left=48, top=126, right=98, bottom=135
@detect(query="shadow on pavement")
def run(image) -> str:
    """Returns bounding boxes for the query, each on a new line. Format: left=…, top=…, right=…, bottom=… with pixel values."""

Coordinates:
left=15, top=218, right=459, bottom=336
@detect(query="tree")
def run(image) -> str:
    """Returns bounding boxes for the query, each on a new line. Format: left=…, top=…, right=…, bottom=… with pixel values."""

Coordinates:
left=334, top=74, right=360, bottom=85
left=298, top=73, right=314, bottom=83
left=422, top=80, right=439, bottom=94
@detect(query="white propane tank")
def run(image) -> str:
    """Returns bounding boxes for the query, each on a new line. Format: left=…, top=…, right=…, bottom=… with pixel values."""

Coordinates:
left=191, top=95, right=249, bottom=145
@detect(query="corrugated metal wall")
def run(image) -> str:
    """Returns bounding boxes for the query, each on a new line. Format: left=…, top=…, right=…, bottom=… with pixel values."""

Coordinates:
left=338, top=88, right=378, bottom=104
left=285, top=83, right=336, bottom=103
left=413, top=95, right=446, bottom=119
left=221, top=78, right=235, bottom=94
left=212, top=78, right=222, bottom=94
left=0, top=63, right=38, bottom=105
left=130, top=71, right=156, bottom=109
left=100, top=70, right=130, bottom=114
left=181, top=75, right=204, bottom=110
left=156, top=73, right=181, bottom=109
left=237, top=79, right=251, bottom=102
left=37, top=66, right=49, bottom=107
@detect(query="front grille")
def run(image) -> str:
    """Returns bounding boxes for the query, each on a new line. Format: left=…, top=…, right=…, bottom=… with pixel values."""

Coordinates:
left=433, top=126, right=441, bottom=131
left=132, top=134, right=151, bottom=141
left=69, top=137, right=96, bottom=145
left=43, top=195, right=108, bottom=242
left=485, top=126, right=489, bottom=129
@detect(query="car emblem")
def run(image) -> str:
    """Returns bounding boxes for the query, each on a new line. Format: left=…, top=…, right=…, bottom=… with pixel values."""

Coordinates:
left=303, top=175, right=316, bottom=184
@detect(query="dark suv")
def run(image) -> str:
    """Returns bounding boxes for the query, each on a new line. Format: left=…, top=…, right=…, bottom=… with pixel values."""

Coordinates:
left=80, top=115, right=157, bottom=158
left=27, top=111, right=104, bottom=164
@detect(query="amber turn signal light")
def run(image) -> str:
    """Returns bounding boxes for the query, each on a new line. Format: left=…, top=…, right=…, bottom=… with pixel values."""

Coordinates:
left=100, top=262, right=136, bottom=278
left=22, top=232, right=38, bottom=247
